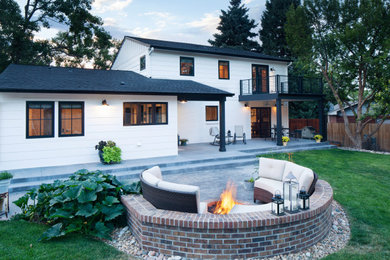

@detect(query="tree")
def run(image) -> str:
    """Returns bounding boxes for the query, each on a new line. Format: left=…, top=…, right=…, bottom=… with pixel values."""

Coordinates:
left=209, top=0, right=259, bottom=50
left=285, top=0, right=390, bottom=149
left=0, top=0, right=116, bottom=72
left=259, top=0, right=300, bottom=57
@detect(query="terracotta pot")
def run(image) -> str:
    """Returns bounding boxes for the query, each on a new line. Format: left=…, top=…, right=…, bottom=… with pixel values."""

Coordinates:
left=283, top=142, right=287, bottom=146
left=316, top=139, right=321, bottom=143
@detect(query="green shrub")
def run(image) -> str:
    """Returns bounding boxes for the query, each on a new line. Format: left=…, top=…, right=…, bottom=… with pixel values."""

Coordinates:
left=14, top=170, right=141, bottom=241
left=0, top=171, right=13, bottom=180
left=102, top=146, right=121, bottom=164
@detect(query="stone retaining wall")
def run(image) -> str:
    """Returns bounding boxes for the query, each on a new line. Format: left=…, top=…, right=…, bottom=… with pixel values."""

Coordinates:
left=121, top=180, right=333, bottom=259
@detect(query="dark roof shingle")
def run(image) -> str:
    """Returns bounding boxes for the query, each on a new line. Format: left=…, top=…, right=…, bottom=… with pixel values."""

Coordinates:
left=127, top=36, right=291, bottom=62
left=0, top=64, right=233, bottom=100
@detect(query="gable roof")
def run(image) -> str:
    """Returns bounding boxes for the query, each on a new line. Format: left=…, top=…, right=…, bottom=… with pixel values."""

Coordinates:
left=0, top=64, right=233, bottom=100
left=126, top=36, right=291, bottom=62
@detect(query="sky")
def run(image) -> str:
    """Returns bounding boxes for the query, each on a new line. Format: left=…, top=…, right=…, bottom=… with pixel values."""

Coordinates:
left=17, top=0, right=267, bottom=45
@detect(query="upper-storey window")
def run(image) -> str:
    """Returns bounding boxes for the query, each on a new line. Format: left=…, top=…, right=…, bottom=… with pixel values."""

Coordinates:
left=218, top=60, right=229, bottom=79
left=140, top=55, right=146, bottom=70
left=26, top=101, right=54, bottom=138
left=59, top=102, right=84, bottom=137
left=180, top=57, right=194, bottom=76
left=123, top=102, right=168, bottom=126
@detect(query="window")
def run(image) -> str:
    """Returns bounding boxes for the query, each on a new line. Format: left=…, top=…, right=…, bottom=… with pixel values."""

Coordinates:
left=124, top=102, right=168, bottom=126
left=206, top=106, right=218, bottom=121
left=180, top=57, right=194, bottom=76
left=140, top=55, right=146, bottom=70
left=218, top=60, right=229, bottom=79
left=26, top=101, right=54, bottom=138
left=59, top=102, right=84, bottom=137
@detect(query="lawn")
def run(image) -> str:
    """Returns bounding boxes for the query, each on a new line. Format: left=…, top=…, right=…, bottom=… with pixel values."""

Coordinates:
left=263, top=149, right=390, bottom=260
left=0, top=220, right=131, bottom=260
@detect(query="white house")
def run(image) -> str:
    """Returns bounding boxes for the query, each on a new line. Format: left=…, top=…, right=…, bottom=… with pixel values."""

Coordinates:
left=0, top=37, right=326, bottom=171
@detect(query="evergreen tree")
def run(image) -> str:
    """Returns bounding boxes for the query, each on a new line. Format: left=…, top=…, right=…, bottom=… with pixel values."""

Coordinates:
left=259, top=0, right=300, bottom=57
left=209, top=0, right=259, bottom=50
left=0, top=0, right=116, bottom=72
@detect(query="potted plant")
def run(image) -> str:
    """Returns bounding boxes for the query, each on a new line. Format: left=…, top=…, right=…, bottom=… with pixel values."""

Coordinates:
left=314, top=134, right=323, bottom=143
left=180, top=139, right=188, bottom=146
left=95, top=140, right=122, bottom=164
left=282, top=136, right=290, bottom=146
left=0, top=171, right=13, bottom=194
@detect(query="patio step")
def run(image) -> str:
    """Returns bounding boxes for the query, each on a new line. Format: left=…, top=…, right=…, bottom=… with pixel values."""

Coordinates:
left=9, top=142, right=335, bottom=192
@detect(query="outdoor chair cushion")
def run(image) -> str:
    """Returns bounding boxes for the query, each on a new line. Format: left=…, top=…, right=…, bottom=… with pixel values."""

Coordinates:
left=254, top=178, right=283, bottom=196
left=142, top=171, right=161, bottom=186
left=258, top=157, right=286, bottom=181
left=147, top=165, right=163, bottom=180
left=157, top=181, right=199, bottom=193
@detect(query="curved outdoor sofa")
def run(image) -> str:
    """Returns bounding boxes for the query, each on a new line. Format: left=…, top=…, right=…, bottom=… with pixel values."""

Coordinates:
left=254, top=157, right=318, bottom=203
left=140, top=166, right=207, bottom=214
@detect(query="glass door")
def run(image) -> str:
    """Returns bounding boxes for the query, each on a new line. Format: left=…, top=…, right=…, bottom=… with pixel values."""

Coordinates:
left=252, top=65, right=269, bottom=94
left=251, top=107, right=271, bottom=138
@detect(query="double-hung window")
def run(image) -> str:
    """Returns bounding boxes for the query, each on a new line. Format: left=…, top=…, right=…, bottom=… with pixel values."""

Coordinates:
left=180, top=57, right=194, bottom=76
left=206, top=106, right=218, bottom=121
left=59, top=102, right=84, bottom=137
left=124, top=102, right=168, bottom=126
left=26, top=101, right=54, bottom=138
left=218, top=60, right=229, bottom=79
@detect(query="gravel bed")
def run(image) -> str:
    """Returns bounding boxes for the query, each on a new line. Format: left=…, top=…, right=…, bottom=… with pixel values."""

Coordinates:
left=105, top=200, right=350, bottom=260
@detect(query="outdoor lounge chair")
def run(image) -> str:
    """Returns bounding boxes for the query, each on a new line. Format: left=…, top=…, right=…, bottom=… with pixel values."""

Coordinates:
left=233, top=125, right=246, bottom=144
left=209, top=127, right=220, bottom=145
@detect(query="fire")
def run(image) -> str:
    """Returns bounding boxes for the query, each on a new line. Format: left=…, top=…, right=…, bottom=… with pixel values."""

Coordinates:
left=213, top=181, right=240, bottom=214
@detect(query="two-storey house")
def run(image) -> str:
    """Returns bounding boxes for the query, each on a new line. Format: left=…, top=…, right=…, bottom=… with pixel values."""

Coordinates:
left=0, top=37, right=326, bottom=171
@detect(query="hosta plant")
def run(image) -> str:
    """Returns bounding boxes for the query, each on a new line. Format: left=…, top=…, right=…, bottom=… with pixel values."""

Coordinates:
left=14, top=170, right=141, bottom=241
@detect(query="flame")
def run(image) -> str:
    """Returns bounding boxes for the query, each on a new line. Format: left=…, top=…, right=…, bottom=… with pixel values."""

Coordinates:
left=213, top=181, right=239, bottom=214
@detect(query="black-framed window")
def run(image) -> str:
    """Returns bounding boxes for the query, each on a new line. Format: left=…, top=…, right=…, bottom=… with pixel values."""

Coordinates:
left=218, top=60, right=229, bottom=79
left=180, top=57, right=194, bottom=76
left=140, top=55, right=146, bottom=70
left=124, top=102, right=168, bottom=126
left=59, top=102, right=84, bottom=137
left=26, top=101, right=54, bottom=138
left=206, top=106, right=218, bottom=121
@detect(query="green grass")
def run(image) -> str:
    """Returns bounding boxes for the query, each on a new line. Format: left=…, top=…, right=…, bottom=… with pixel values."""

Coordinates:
left=0, top=220, right=131, bottom=260
left=262, top=149, right=390, bottom=259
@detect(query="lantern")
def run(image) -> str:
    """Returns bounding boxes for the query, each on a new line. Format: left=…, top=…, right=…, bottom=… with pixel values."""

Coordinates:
left=283, top=172, right=299, bottom=213
left=299, top=186, right=310, bottom=210
left=271, top=190, right=284, bottom=216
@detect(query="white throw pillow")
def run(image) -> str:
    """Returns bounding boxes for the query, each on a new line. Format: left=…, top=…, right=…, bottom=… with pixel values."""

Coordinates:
left=258, top=157, right=286, bottom=181
left=146, top=166, right=163, bottom=180
left=282, top=162, right=305, bottom=181
left=298, top=168, right=314, bottom=192
left=142, top=171, right=161, bottom=186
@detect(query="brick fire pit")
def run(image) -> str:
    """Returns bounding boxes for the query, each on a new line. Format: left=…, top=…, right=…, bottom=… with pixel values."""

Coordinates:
left=121, top=180, right=333, bottom=259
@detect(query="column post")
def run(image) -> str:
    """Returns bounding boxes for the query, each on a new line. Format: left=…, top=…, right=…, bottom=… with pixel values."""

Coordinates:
left=276, top=98, right=283, bottom=146
left=219, top=98, right=226, bottom=152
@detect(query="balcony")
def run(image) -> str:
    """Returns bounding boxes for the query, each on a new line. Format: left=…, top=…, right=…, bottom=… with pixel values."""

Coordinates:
left=239, top=75, right=323, bottom=100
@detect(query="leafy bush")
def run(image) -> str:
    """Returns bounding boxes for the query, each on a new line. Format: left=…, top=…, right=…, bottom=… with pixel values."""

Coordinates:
left=282, top=136, right=290, bottom=142
left=14, top=170, right=141, bottom=241
left=102, top=146, right=121, bottom=164
left=0, top=171, right=13, bottom=180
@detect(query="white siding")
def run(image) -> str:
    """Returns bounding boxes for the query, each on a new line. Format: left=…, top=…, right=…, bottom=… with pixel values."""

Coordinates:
left=150, top=50, right=289, bottom=143
left=0, top=93, right=177, bottom=170
left=111, top=39, right=151, bottom=77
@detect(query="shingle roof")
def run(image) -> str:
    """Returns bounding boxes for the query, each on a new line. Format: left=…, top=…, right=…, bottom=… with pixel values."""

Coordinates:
left=0, top=64, right=233, bottom=100
left=127, top=36, right=291, bottom=62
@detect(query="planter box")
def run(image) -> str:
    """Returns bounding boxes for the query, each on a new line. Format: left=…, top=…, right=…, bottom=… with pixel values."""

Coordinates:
left=0, top=179, right=11, bottom=194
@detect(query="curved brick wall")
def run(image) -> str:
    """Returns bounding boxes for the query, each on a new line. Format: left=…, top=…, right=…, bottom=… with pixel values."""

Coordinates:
left=121, top=180, right=333, bottom=259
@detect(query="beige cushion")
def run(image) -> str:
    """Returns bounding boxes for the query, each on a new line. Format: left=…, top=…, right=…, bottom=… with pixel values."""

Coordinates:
left=254, top=178, right=283, bottom=196
left=142, top=171, right=161, bottom=186
left=157, top=181, right=199, bottom=193
left=282, top=162, right=304, bottom=180
left=258, top=158, right=286, bottom=181
left=229, top=203, right=271, bottom=214
left=146, top=166, right=162, bottom=180
left=298, top=168, right=314, bottom=192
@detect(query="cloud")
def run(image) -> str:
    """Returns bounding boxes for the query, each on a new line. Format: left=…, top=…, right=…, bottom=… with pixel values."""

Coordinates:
left=143, top=12, right=174, bottom=19
left=34, top=27, right=60, bottom=40
left=186, top=12, right=220, bottom=34
left=243, top=0, right=255, bottom=4
left=93, top=0, right=133, bottom=13
left=103, top=17, right=118, bottom=27
left=130, top=27, right=163, bottom=39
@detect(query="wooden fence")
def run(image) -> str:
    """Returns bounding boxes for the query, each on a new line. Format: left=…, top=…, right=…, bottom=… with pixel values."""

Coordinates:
left=327, top=123, right=390, bottom=152
left=289, top=119, right=319, bottom=132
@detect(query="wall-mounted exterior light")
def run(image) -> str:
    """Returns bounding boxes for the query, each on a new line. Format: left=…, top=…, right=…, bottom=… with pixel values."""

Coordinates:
left=102, top=99, right=109, bottom=106
left=179, top=100, right=187, bottom=103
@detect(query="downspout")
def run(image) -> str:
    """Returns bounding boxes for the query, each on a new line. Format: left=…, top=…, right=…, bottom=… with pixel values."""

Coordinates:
left=148, top=47, right=154, bottom=78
